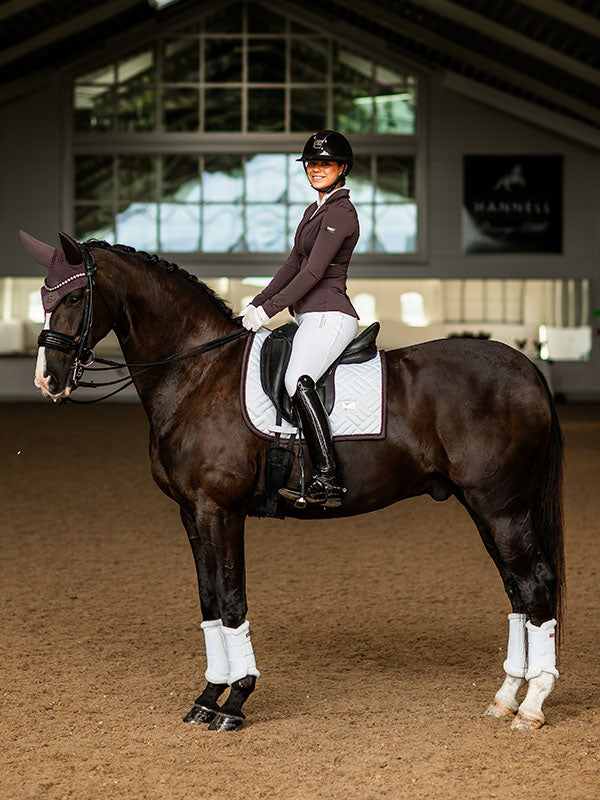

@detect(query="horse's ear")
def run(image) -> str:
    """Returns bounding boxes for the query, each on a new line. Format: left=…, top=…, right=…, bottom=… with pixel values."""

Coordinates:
left=19, top=230, right=56, bottom=268
left=58, top=231, right=83, bottom=265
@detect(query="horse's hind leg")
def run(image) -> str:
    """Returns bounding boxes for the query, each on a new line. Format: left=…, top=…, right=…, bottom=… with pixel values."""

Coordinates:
left=464, top=501, right=560, bottom=729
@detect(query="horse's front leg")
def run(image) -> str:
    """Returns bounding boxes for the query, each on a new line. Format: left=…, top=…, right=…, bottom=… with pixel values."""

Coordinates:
left=180, top=504, right=259, bottom=731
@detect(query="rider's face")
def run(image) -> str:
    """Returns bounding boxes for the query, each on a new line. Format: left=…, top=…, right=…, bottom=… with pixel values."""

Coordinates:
left=305, top=160, right=345, bottom=193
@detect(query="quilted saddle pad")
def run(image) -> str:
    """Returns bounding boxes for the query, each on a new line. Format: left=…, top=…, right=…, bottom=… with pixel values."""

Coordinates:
left=241, top=328, right=387, bottom=441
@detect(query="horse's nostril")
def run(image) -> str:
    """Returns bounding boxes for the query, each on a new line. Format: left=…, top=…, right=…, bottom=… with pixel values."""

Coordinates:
left=47, top=375, right=58, bottom=394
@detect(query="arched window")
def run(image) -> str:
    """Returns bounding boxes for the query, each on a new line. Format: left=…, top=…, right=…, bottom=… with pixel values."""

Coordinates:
left=400, top=291, right=427, bottom=326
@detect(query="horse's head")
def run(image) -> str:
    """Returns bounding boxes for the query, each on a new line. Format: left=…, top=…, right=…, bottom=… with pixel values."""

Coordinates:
left=19, top=230, right=113, bottom=400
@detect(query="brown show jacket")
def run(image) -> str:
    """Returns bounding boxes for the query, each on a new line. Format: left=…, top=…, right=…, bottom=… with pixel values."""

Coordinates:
left=251, top=188, right=359, bottom=319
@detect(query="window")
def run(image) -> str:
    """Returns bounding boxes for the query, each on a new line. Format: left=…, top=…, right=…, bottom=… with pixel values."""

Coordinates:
left=73, top=0, right=419, bottom=256
left=74, top=153, right=417, bottom=253
left=400, top=292, right=427, bottom=326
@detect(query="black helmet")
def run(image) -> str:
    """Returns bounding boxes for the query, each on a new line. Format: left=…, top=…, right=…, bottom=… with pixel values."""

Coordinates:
left=297, top=130, right=353, bottom=175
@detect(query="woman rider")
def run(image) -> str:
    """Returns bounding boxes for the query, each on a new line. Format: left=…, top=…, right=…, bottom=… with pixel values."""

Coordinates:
left=240, top=130, right=360, bottom=508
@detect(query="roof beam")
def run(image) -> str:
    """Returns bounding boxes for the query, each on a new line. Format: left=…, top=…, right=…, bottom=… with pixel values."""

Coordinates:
left=343, top=0, right=600, bottom=126
left=444, top=71, right=600, bottom=151
left=415, top=0, right=600, bottom=87
left=0, top=0, right=45, bottom=24
left=0, top=0, right=143, bottom=68
left=518, top=0, right=600, bottom=40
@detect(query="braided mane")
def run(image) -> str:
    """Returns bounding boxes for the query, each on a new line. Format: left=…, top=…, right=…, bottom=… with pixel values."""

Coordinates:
left=84, top=239, right=237, bottom=321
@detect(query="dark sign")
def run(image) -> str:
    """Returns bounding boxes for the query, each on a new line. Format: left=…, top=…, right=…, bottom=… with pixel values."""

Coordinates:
left=462, top=155, right=562, bottom=254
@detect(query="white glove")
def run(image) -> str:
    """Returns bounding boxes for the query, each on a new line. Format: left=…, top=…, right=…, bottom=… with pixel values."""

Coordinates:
left=241, top=304, right=270, bottom=332
left=236, top=304, right=252, bottom=318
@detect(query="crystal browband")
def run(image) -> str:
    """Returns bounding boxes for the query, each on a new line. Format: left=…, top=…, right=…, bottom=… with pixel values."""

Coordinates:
left=44, top=272, right=87, bottom=291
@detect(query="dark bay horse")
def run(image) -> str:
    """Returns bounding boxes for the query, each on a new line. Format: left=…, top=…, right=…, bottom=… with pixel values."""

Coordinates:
left=22, top=232, right=565, bottom=732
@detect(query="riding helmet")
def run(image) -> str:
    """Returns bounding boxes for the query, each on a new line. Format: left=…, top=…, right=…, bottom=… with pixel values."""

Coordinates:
left=297, top=130, right=353, bottom=175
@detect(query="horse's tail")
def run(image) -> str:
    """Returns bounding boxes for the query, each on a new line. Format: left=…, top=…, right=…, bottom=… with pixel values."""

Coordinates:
left=531, top=367, right=566, bottom=643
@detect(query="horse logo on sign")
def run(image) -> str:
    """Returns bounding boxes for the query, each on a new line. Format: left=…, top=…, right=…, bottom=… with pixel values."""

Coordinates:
left=494, top=164, right=525, bottom=192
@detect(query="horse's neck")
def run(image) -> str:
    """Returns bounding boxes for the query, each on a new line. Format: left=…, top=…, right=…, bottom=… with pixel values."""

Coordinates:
left=105, top=258, right=234, bottom=361
left=98, top=255, right=237, bottom=413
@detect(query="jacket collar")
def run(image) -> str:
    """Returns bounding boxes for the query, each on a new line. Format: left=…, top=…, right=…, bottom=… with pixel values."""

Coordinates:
left=309, top=187, right=350, bottom=221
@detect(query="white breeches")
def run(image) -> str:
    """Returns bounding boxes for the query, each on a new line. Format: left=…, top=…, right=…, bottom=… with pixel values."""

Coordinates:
left=284, top=311, right=359, bottom=398
left=201, top=619, right=260, bottom=685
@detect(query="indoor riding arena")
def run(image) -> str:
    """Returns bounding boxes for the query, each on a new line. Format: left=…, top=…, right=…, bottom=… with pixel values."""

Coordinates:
left=1, top=2, right=600, bottom=800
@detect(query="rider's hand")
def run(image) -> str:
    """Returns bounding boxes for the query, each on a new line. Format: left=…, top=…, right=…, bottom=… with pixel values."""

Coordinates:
left=241, top=305, right=269, bottom=332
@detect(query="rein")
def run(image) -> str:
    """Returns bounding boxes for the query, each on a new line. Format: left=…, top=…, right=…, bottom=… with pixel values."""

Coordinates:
left=38, top=244, right=249, bottom=404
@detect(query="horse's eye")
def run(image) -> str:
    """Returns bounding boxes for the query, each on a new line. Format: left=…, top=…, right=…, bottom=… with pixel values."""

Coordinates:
left=69, top=293, right=83, bottom=306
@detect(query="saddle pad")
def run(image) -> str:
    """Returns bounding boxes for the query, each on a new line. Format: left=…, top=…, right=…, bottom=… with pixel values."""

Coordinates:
left=241, top=328, right=386, bottom=441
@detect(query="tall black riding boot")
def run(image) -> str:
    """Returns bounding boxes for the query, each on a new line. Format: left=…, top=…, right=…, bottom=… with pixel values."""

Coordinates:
left=279, top=374, right=344, bottom=508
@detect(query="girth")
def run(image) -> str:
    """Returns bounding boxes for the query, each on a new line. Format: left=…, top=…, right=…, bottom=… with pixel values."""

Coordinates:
left=259, top=321, right=380, bottom=425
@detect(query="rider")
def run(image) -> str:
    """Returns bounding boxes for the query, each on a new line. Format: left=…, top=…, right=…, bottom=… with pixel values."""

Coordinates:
left=240, top=130, right=359, bottom=508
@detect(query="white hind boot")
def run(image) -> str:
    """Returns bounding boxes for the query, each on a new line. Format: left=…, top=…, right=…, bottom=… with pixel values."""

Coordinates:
left=485, top=613, right=526, bottom=718
left=511, top=618, right=558, bottom=730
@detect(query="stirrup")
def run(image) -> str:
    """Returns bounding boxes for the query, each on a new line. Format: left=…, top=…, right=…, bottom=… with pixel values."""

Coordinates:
left=278, top=485, right=308, bottom=508
left=304, top=475, right=345, bottom=508
left=279, top=477, right=345, bottom=509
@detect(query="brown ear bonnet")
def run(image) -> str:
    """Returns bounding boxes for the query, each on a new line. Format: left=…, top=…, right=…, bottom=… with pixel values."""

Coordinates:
left=19, top=230, right=87, bottom=313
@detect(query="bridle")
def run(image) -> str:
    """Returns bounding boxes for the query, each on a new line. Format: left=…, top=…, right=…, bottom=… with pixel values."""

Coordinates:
left=37, top=244, right=249, bottom=403
left=37, top=245, right=98, bottom=391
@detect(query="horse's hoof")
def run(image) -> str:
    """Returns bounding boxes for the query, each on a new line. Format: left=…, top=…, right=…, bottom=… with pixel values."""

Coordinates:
left=207, top=712, right=245, bottom=731
left=484, top=700, right=516, bottom=719
left=183, top=704, right=218, bottom=724
left=510, top=711, right=544, bottom=731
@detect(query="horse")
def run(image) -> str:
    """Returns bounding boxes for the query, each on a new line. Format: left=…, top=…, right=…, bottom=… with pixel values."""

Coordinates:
left=21, top=230, right=565, bottom=732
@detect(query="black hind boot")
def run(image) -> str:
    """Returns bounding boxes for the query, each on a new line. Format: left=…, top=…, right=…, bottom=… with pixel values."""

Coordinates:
left=279, top=375, right=344, bottom=508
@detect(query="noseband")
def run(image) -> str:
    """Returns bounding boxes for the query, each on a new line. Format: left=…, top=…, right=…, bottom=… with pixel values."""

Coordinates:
left=37, top=244, right=98, bottom=389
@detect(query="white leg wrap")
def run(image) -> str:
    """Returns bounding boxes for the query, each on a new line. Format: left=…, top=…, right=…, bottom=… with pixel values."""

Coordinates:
left=525, top=618, right=559, bottom=680
left=201, top=619, right=230, bottom=684
left=221, top=620, right=260, bottom=685
left=503, top=613, right=527, bottom=678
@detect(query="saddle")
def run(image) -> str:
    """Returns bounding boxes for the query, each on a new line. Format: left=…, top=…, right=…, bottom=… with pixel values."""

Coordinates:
left=260, top=321, right=380, bottom=426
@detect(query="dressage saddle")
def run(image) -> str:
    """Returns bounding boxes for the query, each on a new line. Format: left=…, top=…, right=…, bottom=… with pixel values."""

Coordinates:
left=259, top=321, right=380, bottom=425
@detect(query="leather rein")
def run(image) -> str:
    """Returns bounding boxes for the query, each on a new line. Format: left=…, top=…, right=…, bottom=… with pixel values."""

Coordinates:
left=37, top=244, right=249, bottom=403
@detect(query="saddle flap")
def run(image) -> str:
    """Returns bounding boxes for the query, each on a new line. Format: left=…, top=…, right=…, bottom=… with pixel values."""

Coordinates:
left=260, top=323, right=296, bottom=422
